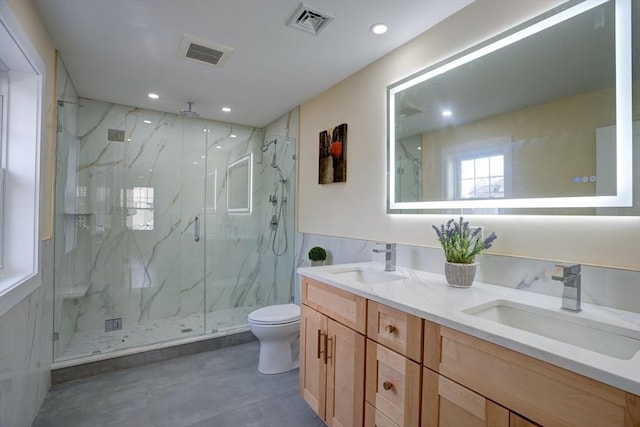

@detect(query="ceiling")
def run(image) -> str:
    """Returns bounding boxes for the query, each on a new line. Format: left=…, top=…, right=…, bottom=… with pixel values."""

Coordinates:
left=33, top=0, right=472, bottom=128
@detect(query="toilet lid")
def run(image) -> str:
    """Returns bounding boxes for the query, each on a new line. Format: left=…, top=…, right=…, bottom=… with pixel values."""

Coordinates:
left=248, top=304, right=300, bottom=325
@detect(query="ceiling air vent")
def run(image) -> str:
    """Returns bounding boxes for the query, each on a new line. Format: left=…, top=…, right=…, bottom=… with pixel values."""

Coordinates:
left=288, top=3, right=334, bottom=35
left=180, top=34, right=234, bottom=67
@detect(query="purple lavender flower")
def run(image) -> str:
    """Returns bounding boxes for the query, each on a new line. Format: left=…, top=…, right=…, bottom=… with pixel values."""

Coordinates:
left=483, top=232, right=498, bottom=249
left=432, top=217, right=498, bottom=264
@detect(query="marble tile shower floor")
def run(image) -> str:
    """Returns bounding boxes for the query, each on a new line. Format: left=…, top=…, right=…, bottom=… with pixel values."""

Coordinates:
left=58, top=306, right=259, bottom=362
left=34, top=341, right=324, bottom=427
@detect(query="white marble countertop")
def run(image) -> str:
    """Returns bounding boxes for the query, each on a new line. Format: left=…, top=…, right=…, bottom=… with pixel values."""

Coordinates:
left=297, top=262, right=640, bottom=395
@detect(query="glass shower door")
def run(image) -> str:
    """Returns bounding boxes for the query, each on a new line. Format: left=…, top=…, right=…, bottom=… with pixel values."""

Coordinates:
left=119, top=113, right=207, bottom=346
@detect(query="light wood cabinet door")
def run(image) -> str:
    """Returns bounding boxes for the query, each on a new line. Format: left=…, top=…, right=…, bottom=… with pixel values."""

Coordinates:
left=368, top=301, right=423, bottom=363
left=366, top=339, right=421, bottom=427
left=300, top=304, right=327, bottom=420
left=326, top=318, right=366, bottom=427
left=422, top=367, right=509, bottom=427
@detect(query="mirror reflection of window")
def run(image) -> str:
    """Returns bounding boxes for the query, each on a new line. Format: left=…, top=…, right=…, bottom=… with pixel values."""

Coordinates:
left=458, top=153, right=505, bottom=199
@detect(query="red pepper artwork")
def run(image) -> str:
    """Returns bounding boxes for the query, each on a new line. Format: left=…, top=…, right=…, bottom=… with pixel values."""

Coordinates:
left=318, top=123, right=347, bottom=184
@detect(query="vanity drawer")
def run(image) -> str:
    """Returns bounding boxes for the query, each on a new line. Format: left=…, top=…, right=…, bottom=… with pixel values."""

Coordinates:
left=365, top=402, right=399, bottom=427
left=368, top=300, right=423, bottom=362
left=366, top=339, right=421, bottom=427
left=301, top=276, right=366, bottom=334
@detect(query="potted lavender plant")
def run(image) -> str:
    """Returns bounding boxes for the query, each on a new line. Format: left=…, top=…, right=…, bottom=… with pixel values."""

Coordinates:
left=432, top=217, right=497, bottom=287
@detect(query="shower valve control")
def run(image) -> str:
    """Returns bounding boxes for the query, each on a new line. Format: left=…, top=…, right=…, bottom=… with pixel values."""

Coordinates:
left=269, top=194, right=277, bottom=206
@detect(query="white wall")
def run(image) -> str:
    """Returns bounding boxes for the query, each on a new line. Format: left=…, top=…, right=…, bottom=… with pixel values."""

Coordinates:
left=298, top=0, right=640, bottom=271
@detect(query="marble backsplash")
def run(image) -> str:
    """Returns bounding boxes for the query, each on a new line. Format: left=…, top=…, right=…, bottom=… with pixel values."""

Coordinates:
left=295, top=233, right=640, bottom=313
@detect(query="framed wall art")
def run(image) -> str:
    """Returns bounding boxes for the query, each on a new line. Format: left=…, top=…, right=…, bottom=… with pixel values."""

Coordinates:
left=318, top=123, right=347, bottom=184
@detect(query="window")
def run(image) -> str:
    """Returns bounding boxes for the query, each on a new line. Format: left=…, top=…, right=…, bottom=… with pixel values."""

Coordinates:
left=0, top=4, right=44, bottom=316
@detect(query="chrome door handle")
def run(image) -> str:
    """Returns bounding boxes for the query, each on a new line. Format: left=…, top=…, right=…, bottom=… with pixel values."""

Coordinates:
left=194, top=216, right=200, bottom=242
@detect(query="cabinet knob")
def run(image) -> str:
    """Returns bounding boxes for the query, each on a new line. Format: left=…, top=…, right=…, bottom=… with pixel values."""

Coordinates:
left=383, top=381, right=393, bottom=391
left=384, top=324, right=396, bottom=334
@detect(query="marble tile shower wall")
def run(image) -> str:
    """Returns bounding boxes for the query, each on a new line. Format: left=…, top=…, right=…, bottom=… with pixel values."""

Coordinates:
left=56, top=98, right=296, bottom=346
left=296, top=233, right=640, bottom=313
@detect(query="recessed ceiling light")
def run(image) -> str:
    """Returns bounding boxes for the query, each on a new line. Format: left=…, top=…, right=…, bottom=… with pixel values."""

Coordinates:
left=148, top=93, right=159, bottom=99
left=221, top=107, right=231, bottom=112
left=417, top=147, right=422, bottom=150
left=143, top=119, right=152, bottom=124
left=203, top=128, right=210, bottom=133
left=442, top=110, right=452, bottom=117
left=201, top=155, right=206, bottom=159
left=148, top=169, right=153, bottom=172
left=370, top=23, right=388, bottom=35
left=214, top=144, right=222, bottom=149
left=127, top=138, right=132, bottom=142
left=192, top=161, right=198, bottom=165
left=230, top=134, right=237, bottom=138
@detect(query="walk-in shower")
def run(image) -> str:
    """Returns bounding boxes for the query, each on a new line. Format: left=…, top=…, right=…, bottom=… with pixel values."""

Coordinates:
left=53, top=94, right=297, bottom=363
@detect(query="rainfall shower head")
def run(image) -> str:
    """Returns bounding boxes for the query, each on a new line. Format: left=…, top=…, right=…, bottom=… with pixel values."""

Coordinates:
left=180, top=102, right=200, bottom=118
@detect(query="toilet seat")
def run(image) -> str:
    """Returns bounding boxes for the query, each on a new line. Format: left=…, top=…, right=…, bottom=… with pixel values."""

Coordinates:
left=248, top=303, right=300, bottom=325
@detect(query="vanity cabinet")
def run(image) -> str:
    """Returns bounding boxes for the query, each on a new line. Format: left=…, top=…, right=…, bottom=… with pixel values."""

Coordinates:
left=300, top=275, right=640, bottom=427
left=300, top=277, right=366, bottom=427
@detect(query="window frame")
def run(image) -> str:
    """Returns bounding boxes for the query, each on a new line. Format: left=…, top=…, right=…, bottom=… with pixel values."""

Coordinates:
left=0, top=2, right=45, bottom=317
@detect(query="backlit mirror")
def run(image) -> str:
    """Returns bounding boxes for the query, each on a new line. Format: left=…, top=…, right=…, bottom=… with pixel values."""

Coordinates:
left=388, top=0, right=638, bottom=215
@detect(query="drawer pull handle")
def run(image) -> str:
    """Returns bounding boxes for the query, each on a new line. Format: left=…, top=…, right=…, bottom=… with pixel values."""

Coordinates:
left=383, top=381, right=393, bottom=391
left=325, top=336, right=332, bottom=364
left=384, top=324, right=396, bottom=334
left=316, top=329, right=324, bottom=359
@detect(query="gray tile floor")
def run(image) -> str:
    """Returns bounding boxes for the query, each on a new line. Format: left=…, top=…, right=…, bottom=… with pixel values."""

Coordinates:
left=33, top=341, right=325, bottom=427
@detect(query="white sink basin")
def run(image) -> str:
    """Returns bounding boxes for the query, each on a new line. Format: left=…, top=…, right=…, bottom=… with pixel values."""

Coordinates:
left=328, top=267, right=404, bottom=284
left=463, top=299, right=640, bottom=360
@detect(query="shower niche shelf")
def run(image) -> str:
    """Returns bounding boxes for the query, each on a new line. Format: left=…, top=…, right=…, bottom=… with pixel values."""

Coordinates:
left=60, top=282, right=91, bottom=299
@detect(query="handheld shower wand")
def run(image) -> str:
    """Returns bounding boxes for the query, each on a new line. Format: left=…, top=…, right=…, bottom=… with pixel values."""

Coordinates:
left=271, top=152, right=286, bottom=183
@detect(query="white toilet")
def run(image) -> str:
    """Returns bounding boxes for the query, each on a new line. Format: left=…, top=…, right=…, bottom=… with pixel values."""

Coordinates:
left=248, top=303, right=300, bottom=374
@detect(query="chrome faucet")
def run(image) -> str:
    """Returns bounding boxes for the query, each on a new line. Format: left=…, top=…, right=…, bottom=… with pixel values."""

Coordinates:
left=551, top=264, right=581, bottom=312
left=373, top=243, right=396, bottom=272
